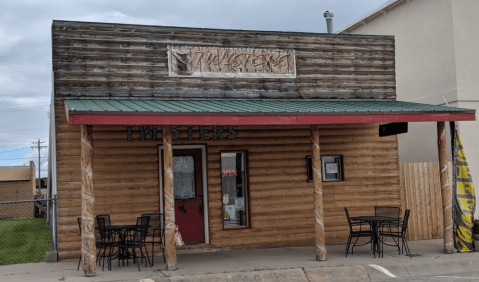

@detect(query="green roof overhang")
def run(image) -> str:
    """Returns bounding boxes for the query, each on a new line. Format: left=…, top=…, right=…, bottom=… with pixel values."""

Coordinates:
left=64, top=100, right=476, bottom=125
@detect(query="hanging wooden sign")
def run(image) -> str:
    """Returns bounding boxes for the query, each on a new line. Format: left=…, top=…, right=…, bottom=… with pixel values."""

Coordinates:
left=125, top=125, right=237, bottom=141
left=168, top=46, right=296, bottom=78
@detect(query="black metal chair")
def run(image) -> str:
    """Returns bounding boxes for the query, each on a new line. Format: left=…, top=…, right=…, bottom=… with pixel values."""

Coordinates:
left=375, top=206, right=400, bottom=218
left=96, top=217, right=115, bottom=271
left=115, top=216, right=151, bottom=271
left=380, top=209, right=411, bottom=258
left=77, top=217, right=111, bottom=270
left=77, top=218, right=82, bottom=271
left=96, top=214, right=112, bottom=226
left=141, top=212, right=165, bottom=266
left=344, top=207, right=374, bottom=257
left=375, top=206, right=401, bottom=247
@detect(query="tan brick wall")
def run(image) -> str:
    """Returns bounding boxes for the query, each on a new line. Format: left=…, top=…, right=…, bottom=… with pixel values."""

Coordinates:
left=0, top=181, right=33, bottom=202
left=0, top=181, right=34, bottom=219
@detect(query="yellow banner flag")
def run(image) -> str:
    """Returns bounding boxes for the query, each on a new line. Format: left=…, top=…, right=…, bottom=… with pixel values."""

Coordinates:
left=453, top=130, right=476, bottom=252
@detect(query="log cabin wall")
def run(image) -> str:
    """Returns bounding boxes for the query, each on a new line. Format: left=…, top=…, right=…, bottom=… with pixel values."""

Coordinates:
left=52, top=21, right=395, bottom=101
left=55, top=101, right=400, bottom=260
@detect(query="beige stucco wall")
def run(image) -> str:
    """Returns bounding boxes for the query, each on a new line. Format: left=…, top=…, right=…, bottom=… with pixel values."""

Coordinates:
left=343, top=0, right=458, bottom=104
left=451, top=0, right=479, bottom=101
left=341, top=0, right=478, bottom=214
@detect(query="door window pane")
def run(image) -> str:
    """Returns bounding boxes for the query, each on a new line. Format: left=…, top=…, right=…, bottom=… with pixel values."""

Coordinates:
left=221, top=152, right=249, bottom=228
left=173, top=155, right=196, bottom=199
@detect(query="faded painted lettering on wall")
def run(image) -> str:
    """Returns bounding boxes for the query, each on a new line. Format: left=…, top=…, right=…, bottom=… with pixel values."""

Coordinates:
left=125, top=125, right=237, bottom=141
left=168, top=46, right=296, bottom=78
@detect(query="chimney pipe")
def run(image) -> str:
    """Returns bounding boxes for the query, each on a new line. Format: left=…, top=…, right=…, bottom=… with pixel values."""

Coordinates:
left=324, top=11, right=334, bottom=34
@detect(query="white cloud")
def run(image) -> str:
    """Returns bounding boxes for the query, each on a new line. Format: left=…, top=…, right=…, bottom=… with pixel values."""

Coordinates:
left=8, top=151, right=35, bottom=167
left=8, top=149, right=48, bottom=178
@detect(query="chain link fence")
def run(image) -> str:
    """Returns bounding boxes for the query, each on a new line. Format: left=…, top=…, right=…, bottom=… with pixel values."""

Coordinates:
left=0, top=198, right=55, bottom=265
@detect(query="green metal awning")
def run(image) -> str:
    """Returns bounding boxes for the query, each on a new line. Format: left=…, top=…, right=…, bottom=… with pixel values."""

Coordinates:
left=64, top=99, right=475, bottom=125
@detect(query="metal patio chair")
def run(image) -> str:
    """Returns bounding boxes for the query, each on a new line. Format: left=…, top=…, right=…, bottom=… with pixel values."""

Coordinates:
left=115, top=216, right=151, bottom=271
left=380, top=209, right=411, bottom=258
left=374, top=206, right=400, bottom=218
left=96, top=217, right=115, bottom=271
left=141, top=212, right=165, bottom=266
left=96, top=214, right=112, bottom=226
left=77, top=217, right=113, bottom=271
left=344, top=207, right=374, bottom=257
left=375, top=206, right=401, bottom=247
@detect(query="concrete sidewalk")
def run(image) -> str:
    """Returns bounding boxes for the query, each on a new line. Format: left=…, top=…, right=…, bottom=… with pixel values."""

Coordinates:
left=1, top=239, right=479, bottom=281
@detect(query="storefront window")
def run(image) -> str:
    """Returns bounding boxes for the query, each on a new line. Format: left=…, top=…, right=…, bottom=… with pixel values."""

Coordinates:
left=221, top=152, right=249, bottom=228
left=307, top=155, right=343, bottom=182
left=321, top=156, right=343, bottom=181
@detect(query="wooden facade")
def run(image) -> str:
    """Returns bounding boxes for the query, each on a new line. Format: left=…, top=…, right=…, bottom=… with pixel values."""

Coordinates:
left=51, top=21, right=472, bottom=271
left=52, top=21, right=396, bottom=101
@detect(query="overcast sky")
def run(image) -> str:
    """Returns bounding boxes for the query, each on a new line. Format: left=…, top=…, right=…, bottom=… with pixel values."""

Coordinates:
left=0, top=0, right=388, bottom=177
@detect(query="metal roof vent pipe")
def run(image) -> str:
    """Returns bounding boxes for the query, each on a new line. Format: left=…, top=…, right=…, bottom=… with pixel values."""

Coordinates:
left=324, top=11, right=334, bottom=34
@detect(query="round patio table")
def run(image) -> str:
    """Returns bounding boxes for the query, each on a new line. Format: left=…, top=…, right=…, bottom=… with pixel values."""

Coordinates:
left=97, top=225, right=144, bottom=269
left=350, top=216, right=399, bottom=258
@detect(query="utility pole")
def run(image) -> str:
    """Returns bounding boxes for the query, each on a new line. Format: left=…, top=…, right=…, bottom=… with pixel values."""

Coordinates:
left=31, top=139, right=47, bottom=192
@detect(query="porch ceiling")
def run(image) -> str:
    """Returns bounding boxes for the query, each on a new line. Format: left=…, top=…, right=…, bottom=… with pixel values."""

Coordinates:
left=64, top=99, right=476, bottom=125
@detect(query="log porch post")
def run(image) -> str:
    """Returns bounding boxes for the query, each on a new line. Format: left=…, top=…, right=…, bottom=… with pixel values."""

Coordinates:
left=163, top=125, right=178, bottom=270
left=437, top=121, right=454, bottom=254
left=311, top=125, right=327, bottom=260
left=80, top=124, right=96, bottom=276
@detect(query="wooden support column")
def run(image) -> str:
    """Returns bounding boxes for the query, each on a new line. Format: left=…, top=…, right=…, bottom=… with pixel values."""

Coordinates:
left=163, top=125, right=178, bottom=270
left=311, top=125, right=327, bottom=261
left=80, top=125, right=96, bottom=276
left=437, top=122, right=454, bottom=254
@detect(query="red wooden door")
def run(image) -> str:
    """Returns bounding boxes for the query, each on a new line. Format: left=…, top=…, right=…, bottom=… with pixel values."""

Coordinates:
left=170, top=149, right=205, bottom=244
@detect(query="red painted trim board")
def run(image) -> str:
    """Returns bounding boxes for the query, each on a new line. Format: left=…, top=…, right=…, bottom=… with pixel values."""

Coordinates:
left=67, top=113, right=475, bottom=125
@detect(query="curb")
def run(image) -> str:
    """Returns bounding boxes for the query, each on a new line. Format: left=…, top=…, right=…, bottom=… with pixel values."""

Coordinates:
left=149, top=258, right=479, bottom=282
left=152, top=266, right=370, bottom=282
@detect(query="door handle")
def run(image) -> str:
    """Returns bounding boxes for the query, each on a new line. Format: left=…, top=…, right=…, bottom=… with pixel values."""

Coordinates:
left=179, top=201, right=187, bottom=214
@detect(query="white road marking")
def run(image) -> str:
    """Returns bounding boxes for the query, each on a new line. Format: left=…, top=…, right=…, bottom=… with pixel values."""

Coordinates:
left=368, top=264, right=397, bottom=278
left=434, top=276, right=479, bottom=279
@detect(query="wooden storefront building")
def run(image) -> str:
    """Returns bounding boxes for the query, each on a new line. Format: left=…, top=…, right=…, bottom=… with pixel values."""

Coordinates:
left=50, top=21, right=475, bottom=275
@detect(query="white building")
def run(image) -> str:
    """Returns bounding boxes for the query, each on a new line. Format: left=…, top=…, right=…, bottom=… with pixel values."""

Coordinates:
left=338, top=0, right=479, bottom=213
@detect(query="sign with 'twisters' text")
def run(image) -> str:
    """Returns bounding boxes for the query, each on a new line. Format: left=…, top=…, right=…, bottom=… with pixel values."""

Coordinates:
left=168, top=46, right=296, bottom=78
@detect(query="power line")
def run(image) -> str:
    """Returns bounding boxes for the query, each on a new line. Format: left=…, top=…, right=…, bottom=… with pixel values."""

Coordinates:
left=2, top=102, right=50, bottom=106
left=0, top=107, right=48, bottom=113
left=0, top=147, right=32, bottom=154
left=0, top=127, right=49, bottom=133
left=0, top=106, right=49, bottom=111
left=0, top=140, right=49, bottom=143
left=0, top=157, right=48, bottom=160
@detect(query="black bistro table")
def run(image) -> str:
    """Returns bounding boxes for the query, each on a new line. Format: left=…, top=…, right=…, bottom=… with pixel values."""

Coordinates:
left=98, top=225, right=142, bottom=269
left=349, top=216, right=399, bottom=257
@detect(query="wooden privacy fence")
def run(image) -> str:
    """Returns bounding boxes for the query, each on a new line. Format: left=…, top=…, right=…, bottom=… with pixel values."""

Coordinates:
left=400, top=162, right=452, bottom=241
